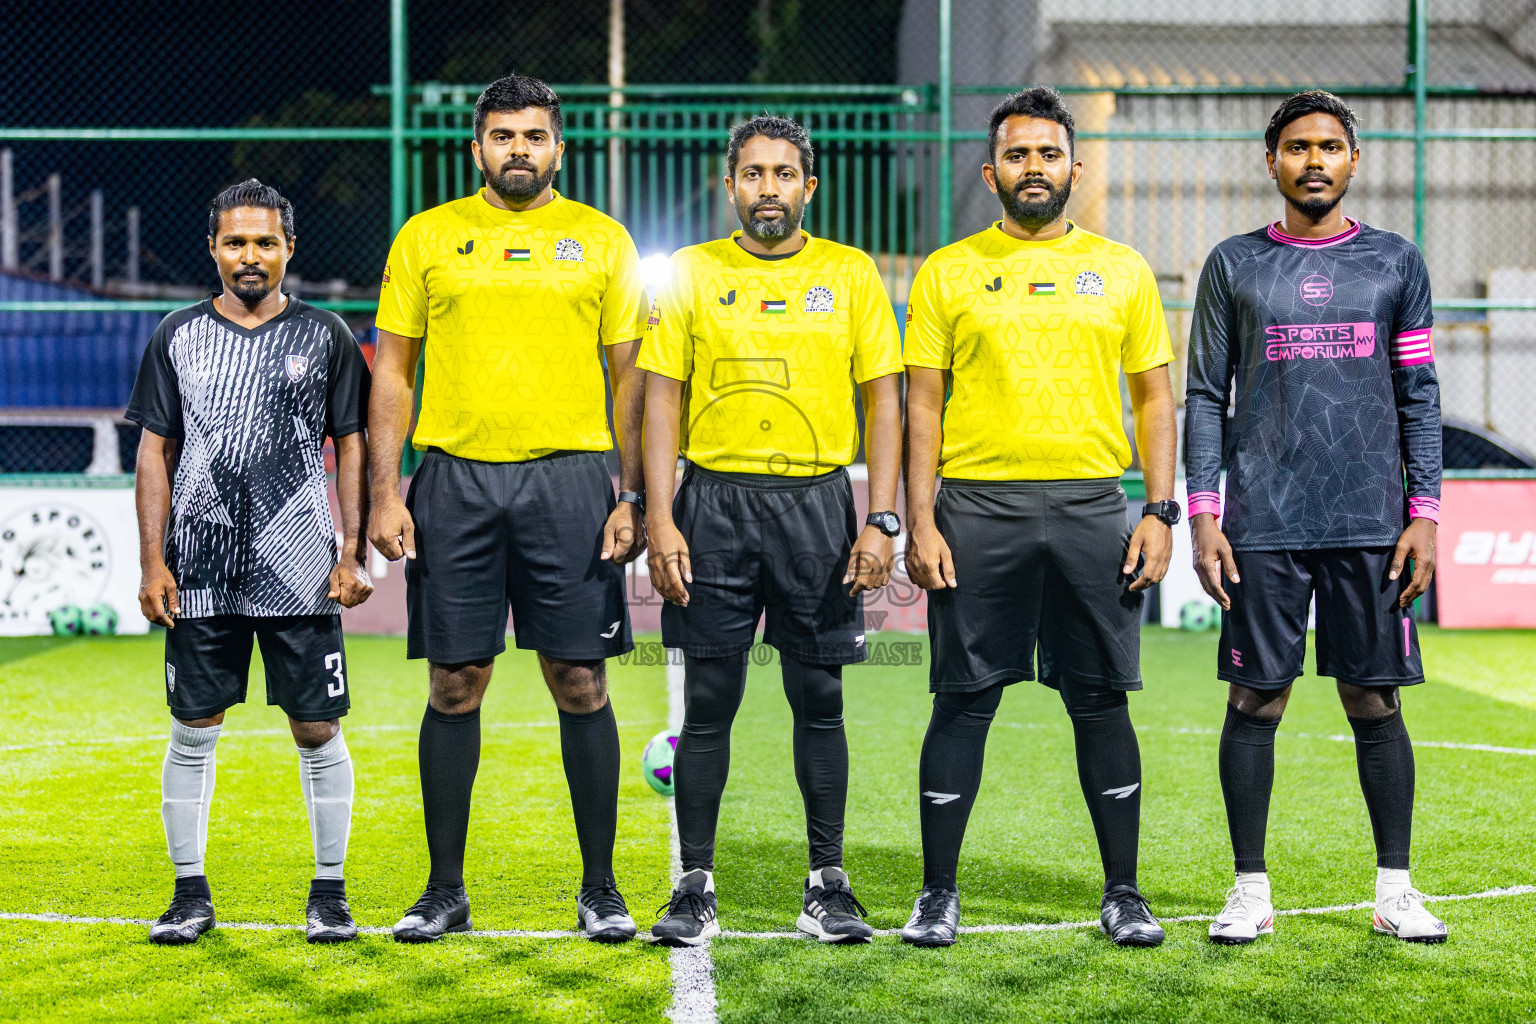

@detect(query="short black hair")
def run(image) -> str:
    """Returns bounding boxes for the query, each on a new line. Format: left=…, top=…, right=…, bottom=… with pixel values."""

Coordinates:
left=474, top=73, right=562, bottom=142
left=208, top=178, right=294, bottom=241
left=987, top=87, right=1076, bottom=163
left=726, top=115, right=814, bottom=178
left=1265, top=90, right=1359, bottom=154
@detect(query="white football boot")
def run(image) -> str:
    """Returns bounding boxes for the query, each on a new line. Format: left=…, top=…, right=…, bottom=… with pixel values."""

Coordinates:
left=1208, top=875, right=1275, bottom=945
left=1373, top=887, right=1449, bottom=943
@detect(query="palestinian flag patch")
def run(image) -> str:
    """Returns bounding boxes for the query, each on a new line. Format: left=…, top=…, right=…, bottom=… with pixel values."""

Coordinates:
left=504, top=248, right=531, bottom=262
left=1028, top=282, right=1056, bottom=295
left=761, top=299, right=787, bottom=314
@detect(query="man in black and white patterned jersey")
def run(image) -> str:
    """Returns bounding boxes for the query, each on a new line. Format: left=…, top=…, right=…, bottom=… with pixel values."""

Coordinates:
left=126, top=179, right=373, bottom=946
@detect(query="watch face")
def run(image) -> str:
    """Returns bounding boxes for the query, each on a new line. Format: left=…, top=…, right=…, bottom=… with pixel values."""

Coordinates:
left=0, top=504, right=112, bottom=628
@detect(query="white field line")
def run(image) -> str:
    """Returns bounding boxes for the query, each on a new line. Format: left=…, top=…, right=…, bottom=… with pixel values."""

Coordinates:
left=1290, top=732, right=1536, bottom=757
left=998, top=722, right=1536, bottom=758
left=14, top=720, right=1536, bottom=758
left=5, top=884, right=1534, bottom=941
left=0, top=721, right=652, bottom=754
left=664, top=652, right=718, bottom=1024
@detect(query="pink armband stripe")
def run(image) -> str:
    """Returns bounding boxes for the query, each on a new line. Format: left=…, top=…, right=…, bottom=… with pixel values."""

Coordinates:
left=1408, top=497, right=1440, bottom=523
left=1188, top=491, right=1222, bottom=518
left=1390, top=328, right=1434, bottom=367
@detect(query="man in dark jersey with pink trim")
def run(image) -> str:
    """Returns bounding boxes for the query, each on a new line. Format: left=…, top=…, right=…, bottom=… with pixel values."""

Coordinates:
left=1185, top=92, right=1446, bottom=945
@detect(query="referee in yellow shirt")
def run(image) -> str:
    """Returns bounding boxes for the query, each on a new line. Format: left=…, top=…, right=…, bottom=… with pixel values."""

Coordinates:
left=898, top=88, right=1180, bottom=949
left=368, top=75, right=650, bottom=943
left=640, top=116, right=904, bottom=946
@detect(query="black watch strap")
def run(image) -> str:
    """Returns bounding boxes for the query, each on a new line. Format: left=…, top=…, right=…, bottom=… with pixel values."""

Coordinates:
left=866, top=510, right=901, bottom=537
left=617, top=490, right=645, bottom=513
left=1142, top=500, right=1181, bottom=526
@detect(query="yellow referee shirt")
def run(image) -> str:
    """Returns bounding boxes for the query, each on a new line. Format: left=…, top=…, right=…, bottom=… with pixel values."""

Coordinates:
left=905, top=221, right=1173, bottom=481
left=376, top=189, right=649, bottom=461
left=637, top=231, right=903, bottom=476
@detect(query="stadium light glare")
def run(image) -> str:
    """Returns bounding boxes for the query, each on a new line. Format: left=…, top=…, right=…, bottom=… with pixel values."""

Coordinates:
left=639, top=252, right=671, bottom=293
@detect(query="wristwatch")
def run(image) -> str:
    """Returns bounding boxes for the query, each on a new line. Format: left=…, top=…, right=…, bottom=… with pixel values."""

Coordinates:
left=1142, top=500, right=1181, bottom=526
left=866, top=510, right=901, bottom=537
left=617, top=490, right=646, bottom=514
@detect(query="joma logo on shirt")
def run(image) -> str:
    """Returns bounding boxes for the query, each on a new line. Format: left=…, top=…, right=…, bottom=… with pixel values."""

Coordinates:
left=1264, top=322, right=1375, bottom=361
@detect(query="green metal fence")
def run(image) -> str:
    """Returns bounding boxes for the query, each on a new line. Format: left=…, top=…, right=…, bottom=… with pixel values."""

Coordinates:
left=5, top=0, right=1536, bottom=454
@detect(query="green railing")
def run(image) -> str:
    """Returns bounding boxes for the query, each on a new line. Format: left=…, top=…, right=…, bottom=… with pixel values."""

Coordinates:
left=2, top=0, right=1533, bottom=315
left=408, top=97, right=949, bottom=300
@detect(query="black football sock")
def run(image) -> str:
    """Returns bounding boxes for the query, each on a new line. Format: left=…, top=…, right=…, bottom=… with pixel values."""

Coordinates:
left=674, top=653, right=749, bottom=872
left=1218, top=704, right=1281, bottom=875
left=918, top=684, right=1004, bottom=891
left=1061, top=681, right=1142, bottom=891
left=559, top=701, right=621, bottom=887
left=419, top=704, right=481, bottom=889
left=173, top=874, right=212, bottom=901
left=1348, top=710, right=1415, bottom=870
left=781, top=656, right=848, bottom=870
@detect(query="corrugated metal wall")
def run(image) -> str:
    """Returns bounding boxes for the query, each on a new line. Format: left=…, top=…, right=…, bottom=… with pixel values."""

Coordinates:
left=0, top=273, right=162, bottom=407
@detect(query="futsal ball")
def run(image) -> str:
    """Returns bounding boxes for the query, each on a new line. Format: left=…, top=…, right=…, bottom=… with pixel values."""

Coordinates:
left=47, top=605, right=84, bottom=636
left=641, top=729, right=679, bottom=796
left=82, top=603, right=119, bottom=636
left=1179, top=600, right=1217, bottom=632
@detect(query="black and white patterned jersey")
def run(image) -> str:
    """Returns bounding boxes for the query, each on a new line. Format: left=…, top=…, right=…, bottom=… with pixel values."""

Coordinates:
left=126, top=295, right=370, bottom=617
left=1184, top=220, right=1442, bottom=551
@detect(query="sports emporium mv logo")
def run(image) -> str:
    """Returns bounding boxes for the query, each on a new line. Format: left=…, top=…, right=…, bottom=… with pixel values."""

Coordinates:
left=1264, top=322, right=1375, bottom=361
left=1300, top=275, right=1333, bottom=305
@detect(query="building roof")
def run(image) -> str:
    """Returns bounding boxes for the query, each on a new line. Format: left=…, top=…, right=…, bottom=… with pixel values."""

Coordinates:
left=1034, top=22, right=1536, bottom=94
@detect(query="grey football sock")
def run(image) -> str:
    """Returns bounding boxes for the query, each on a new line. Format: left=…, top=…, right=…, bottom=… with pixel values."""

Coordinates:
left=298, top=730, right=354, bottom=880
left=162, top=720, right=221, bottom=877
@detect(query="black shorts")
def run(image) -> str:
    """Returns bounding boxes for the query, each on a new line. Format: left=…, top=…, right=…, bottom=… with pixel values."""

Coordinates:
left=164, top=614, right=349, bottom=722
left=927, top=478, right=1143, bottom=694
left=661, top=464, right=866, bottom=665
left=1220, top=547, right=1424, bottom=691
left=405, top=448, right=632, bottom=664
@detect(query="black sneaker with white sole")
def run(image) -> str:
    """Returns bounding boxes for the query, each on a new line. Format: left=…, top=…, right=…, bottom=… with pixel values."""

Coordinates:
left=392, top=882, right=472, bottom=942
left=306, top=878, right=358, bottom=943
left=148, top=875, right=216, bottom=946
left=577, top=884, right=637, bottom=943
left=796, top=868, right=874, bottom=944
left=1099, top=885, right=1165, bottom=947
left=650, top=870, right=719, bottom=947
left=900, top=887, right=960, bottom=947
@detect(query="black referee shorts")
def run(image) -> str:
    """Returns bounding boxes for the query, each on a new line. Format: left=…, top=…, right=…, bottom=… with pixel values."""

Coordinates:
left=926, top=478, right=1143, bottom=694
left=1219, top=547, right=1424, bottom=691
left=404, top=448, right=632, bottom=664
left=164, top=614, right=349, bottom=722
left=661, top=464, right=866, bottom=665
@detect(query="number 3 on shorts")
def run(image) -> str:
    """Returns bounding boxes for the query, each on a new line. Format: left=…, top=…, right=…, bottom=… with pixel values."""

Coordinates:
left=324, top=652, right=346, bottom=697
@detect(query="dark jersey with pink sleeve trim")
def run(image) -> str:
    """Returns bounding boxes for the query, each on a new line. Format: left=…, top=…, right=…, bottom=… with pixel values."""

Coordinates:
left=1184, top=220, right=1441, bottom=550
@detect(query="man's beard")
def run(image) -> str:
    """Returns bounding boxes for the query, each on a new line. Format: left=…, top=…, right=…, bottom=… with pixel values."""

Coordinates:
left=998, top=174, right=1072, bottom=230
left=1282, top=171, right=1350, bottom=220
left=738, top=196, right=804, bottom=245
left=230, top=267, right=272, bottom=304
left=486, top=156, right=556, bottom=202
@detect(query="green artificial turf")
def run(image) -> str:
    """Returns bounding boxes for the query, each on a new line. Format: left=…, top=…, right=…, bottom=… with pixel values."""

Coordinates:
left=0, top=634, right=675, bottom=1022
left=1, top=627, right=1533, bottom=1023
